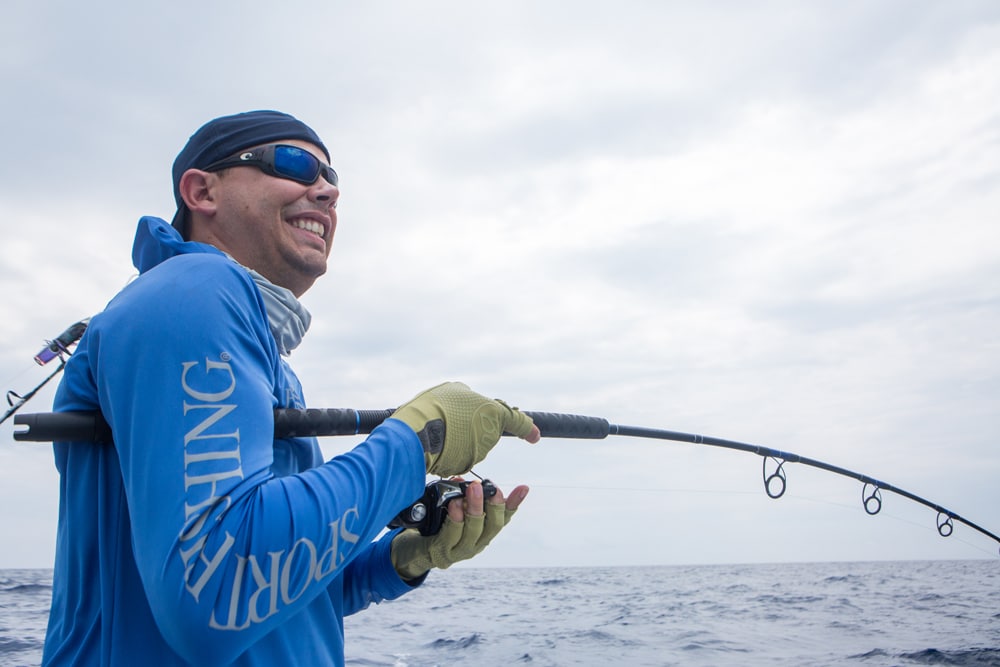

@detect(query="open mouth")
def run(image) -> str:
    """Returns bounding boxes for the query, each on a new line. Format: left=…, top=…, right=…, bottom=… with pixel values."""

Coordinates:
left=289, top=217, right=326, bottom=239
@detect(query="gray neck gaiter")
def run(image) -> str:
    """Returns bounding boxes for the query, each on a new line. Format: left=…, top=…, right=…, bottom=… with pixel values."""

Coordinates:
left=245, top=268, right=312, bottom=356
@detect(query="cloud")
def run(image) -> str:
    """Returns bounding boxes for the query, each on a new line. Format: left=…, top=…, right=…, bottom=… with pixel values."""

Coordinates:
left=1, top=2, right=998, bottom=568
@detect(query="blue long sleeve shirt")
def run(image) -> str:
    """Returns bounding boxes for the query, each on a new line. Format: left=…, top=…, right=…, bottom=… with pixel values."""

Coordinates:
left=42, top=217, right=426, bottom=666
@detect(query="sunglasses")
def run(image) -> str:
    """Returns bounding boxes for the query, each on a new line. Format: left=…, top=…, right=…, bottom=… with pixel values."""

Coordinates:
left=204, top=143, right=338, bottom=187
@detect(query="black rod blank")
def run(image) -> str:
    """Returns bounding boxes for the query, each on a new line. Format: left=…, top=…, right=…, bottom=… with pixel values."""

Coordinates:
left=12, top=408, right=999, bottom=549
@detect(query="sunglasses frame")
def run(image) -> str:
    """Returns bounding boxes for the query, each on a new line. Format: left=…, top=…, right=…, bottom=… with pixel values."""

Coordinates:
left=204, top=143, right=338, bottom=187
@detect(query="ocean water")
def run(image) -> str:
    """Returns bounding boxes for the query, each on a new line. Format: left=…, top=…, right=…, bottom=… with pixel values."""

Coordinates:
left=0, top=569, right=50, bottom=667
left=2, top=560, right=997, bottom=666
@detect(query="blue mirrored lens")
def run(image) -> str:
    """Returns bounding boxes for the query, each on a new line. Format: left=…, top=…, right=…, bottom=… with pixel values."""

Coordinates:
left=274, top=146, right=320, bottom=183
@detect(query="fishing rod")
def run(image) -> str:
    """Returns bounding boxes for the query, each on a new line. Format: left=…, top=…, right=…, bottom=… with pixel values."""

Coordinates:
left=0, top=319, right=90, bottom=426
left=12, top=406, right=1000, bottom=553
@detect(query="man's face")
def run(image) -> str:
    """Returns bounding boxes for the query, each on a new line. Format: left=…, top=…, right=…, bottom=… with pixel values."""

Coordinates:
left=205, top=139, right=339, bottom=296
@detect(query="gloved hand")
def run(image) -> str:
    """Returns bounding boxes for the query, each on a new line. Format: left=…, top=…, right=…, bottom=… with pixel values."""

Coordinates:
left=391, top=481, right=528, bottom=580
left=392, top=381, right=539, bottom=476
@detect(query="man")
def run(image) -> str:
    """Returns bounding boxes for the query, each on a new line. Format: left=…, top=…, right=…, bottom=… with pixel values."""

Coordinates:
left=42, top=110, right=540, bottom=666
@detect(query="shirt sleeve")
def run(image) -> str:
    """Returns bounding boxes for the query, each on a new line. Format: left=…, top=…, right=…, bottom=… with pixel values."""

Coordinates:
left=338, top=529, right=426, bottom=618
left=86, top=255, right=425, bottom=665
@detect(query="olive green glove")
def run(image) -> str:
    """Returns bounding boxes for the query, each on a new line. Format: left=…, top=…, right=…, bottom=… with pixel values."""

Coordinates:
left=390, top=489, right=520, bottom=580
left=392, top=381, right=535, bottom=477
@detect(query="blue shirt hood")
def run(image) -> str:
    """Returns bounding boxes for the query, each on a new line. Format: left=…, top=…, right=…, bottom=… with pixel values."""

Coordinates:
left=131, top=215, right=225, bottom=274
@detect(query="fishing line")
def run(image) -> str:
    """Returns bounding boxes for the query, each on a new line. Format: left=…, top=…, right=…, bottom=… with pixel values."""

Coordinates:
left=524, top=482, right=999, bottom=558
left=524, top=484, right=763, bottom=496
left=789, top=494, right=1000, bottom=559
left=2, top=360, right=51, bottom=396
left=12, top=405, right=1000, bottom=555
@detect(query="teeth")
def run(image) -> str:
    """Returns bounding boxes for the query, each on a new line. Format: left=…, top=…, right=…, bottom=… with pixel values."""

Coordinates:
left=290, top=218, right=325, bottom=237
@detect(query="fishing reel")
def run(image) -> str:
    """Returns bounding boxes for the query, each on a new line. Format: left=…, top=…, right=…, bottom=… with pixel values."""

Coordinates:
left=388, top=478, right=497, bottom=536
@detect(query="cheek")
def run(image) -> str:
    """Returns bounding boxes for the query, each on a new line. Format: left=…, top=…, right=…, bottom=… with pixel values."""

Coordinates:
left=230, top=186, right=280, bottom=221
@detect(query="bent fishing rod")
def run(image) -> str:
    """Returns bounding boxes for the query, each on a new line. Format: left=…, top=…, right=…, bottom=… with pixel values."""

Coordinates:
left=12, top=406, right=1000, bottom=553
left=5, top=318, right=999, bottom=552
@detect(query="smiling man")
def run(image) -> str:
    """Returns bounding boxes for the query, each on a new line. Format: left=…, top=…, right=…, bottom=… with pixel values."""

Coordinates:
left=183, top=138, right=338, bottom=297
left=41, top=110, right=539, bottom=667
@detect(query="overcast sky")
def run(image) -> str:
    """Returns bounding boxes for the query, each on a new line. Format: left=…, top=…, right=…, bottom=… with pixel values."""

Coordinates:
left=1, top=2, right=998, bottom=570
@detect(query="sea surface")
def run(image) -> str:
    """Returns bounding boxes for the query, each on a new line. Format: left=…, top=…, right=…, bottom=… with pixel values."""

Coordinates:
left=1, top=560, right=997, bottom=666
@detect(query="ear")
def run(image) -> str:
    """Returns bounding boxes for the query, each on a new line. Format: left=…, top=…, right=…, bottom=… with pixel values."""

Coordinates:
left=178, top=169, right=220, bottom=219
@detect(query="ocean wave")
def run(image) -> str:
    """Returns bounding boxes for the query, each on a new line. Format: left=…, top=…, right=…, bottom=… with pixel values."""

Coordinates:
left=898, top=647, right=1000, bottom=665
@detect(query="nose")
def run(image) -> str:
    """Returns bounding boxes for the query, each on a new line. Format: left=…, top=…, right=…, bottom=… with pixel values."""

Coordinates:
left=310, top=179, right=340, bottom=210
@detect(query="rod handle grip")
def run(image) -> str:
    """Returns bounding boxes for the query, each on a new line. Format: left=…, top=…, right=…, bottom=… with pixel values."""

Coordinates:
left=274, top=408, right=394, bottom=437
left=13, top=411, right=112, bottom=443
left=278, top=409, right=611, bottom=439
left=12, top=408, right=612, bottom=442
left=521, top=411, right=610, bottom=439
